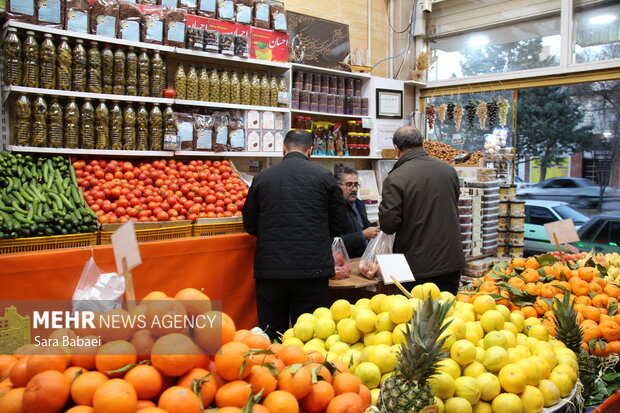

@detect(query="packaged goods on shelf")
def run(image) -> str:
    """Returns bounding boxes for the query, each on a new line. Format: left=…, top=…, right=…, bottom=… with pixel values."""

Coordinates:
left=37, top=0, right=64, bottom=29
left=499, top=184, right=517, bottom=201
left=90, top=0, right=119, bottom=38
left=496, top=243, right=508, bottom=257
left=7, top=0, right=37, bottom=23
left=508, top=243, right=524, bottom=257
left=246, top=129, right=261, bottom=152
left=119, top=2, right=141, bottom=41
left=261, top=130, right=274, bottom=151
left=509, top=199, right=525, bottom=216
left=141, top=5, right=165, bottom=44
left=194, top=113, right=214, bottom=151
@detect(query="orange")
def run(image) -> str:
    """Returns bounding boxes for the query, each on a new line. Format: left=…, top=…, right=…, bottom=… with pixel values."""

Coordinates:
left=0, top=387, right=25, bottom=413
left=522, top=268, right=539, bottom=283
left=305, top=350, right=326, bottom=364
left=217, top=408, right=244, bottom=413
left=23, top=370, right=70, bottom=413
left=253, top=405, right=270, bottom=413
left=525, top=257, right=540, bottom=270
left=8, top=357, right=29, bottom=387
left=604, top=284, right=620, bottom=298
left=177, top=367, right=210, bottom=388
left=331, top=360, right=350, bottom=374
left=599, top=320, right=620, bottom=342
left=304, top=362, right=332, bottom=384
left=592, top=277, right=606, bottom=289
left=572, top=281, right=590, bottom=297
left=145, top=299, right=188, bottom=337
left=512, top=258, right=526, bottom=268
left=576, top=296, right=592, bottom=306
left=242, top=333, right=272, bottom=350
left=141, top=291, right=169, bottom=302
left=524, top=283, right=539, bottom=296
left=521, top=306, right=537, bottom=319
left=277, top=365, right=313, bottom=399
left=66, top=407, right=94, bottom=413
left=151, top=333, right=198, bottom=377
left=71, top=371, right=109, bottom=406
left=130, top=330, right=156, bottom=362
left=63, top=366, right=86, bottom=382
left=332, top=372, right=362, bottom=396
left=26, top=350, right=69, bottom=380
left=99, top=309, right=135, bottom=342
left=198, top=373, right=218, bottom=406
left=277, top=345, right=308, bottom=366
left=592, top=294, right=609, bottom=308
left=93, top=379, right=138, bottom=413
left=124, top=364, right=163, bottom=399
left=214, top=341, right=251, bottom=381
left=578, top=267, right=595, bottom=282
left=174, top=288, right=212, bottom=317
left=194, top=311, right=236, bottom=350
left=249, top=365, right=278, bottom=396
left=589, top=282, right=603, bottom=294
left=582, top=306, right=601, bottom=323
left=215, top=380, right=253, bottom=408
left=300, top=380, right=334, bottom=413
left=606, top=341, right=620, bottom=354
left=137, top=408, right=168, bottom=413
left=582, top=322, right=601, bottom=343
left=263, top=390, right=300, bottom=413
left=0, top=355, right=17, bottom=377
left=234, top=329, right=252, bottom=342
left=136, top=400, right=157, bottom=410
left=359, top=385, right=371, bottom=409
left=71, top=335, right=100, bottom=370
left=326, top=392, right=364, bottom=413
left=508, top=277, right=526, bottom=290
left=95, top=340, right=138, bottom=377
left=158, top=386, right=202, bottom=413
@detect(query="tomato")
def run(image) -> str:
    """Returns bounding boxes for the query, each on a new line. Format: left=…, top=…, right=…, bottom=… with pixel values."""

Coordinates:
left=226, top=203, right=238, bottom=213
left=127, top=207, right=138, bottom=217
left=205, top=204, right=215, bottom=213
left=187, top=214, right=198, bottom=222
left=98, top=215, right=109, bottom=224
left=147, top=201, right=158, bottom=210
left=156, top=211, right=169, bottom=221
left=215, top=206, right=224, bottom=214
left=117, top=198, right=129, bottom=208
left=206, top=212, right=216, bottom=218
left=205, top=194, right=217, bottom=204
left=235, top=200, right=245, bottom=211
left=124, top=171, right=135, bottom=180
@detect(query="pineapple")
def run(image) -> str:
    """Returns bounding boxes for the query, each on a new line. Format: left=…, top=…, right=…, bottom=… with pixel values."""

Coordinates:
left=377, top=295, right=454, bottom=413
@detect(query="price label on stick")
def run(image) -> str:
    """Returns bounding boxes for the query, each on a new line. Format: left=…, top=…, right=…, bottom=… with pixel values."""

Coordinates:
left=376, top=254, right=415, bottom=285
left=544, top=218, right=580, bottom=246
left=111, top=220, right=142, bottom=275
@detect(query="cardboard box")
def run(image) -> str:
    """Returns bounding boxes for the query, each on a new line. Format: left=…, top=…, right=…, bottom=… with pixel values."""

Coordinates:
left=249, top=27, right=289, bottom=62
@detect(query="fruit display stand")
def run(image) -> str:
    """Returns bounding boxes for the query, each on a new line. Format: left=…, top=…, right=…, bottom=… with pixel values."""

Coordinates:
left=193, top=216, right=244, bottom=237
left=99, top=220, right=193, bottom=245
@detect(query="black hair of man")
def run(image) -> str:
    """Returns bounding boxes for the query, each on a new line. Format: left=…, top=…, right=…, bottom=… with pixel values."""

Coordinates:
left=393, top=126, right=424, bottom=151
left=333, top=163, right=358, bottom=182
left=284, top=129, right=314, bottom=151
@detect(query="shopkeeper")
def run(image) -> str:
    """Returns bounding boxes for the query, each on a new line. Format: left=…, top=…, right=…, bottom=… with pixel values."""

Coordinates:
left=243, top=129, right=348, bottom=340
left=334, top=164, right=380, bottom=258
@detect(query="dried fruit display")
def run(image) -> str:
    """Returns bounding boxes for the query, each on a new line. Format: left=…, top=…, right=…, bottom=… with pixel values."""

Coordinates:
left=454, top=104, right=463, bottom=131
left=498, top=98, right=511, bottom=127
left=447, top=102, right=456, bottom=121
left=425, top=104, right=436, bottom=130
left=487, top=99, right=498, bottom=129
left=464, top=100, right=476, bottom=129
left=477, top=101, right=488, bottom=130
left=437, top=103, right=448, bottom=122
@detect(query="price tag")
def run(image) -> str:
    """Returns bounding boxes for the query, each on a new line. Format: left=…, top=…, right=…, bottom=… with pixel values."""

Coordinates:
left=544, top=218, right=580, bottom=245
left=376, top=254, right=415, bottom=284
left=277, top=91, right=290, bottom=105
left=111, top=220, right=142, bottom=275
left=362, top=117, right=373, bottom=129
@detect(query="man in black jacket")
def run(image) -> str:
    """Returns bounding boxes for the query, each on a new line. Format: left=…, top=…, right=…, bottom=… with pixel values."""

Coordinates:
left=334, top=165, right=380, bottom=258
left=243, top=129, right=348, bottom=340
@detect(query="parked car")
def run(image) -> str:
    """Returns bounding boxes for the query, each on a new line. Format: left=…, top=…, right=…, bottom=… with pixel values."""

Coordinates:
left=524, top=200, right=589, bottom=254
left=517, top=177, right=619, bottom=208
left=571, top=213, right=620, bottom=253
left=515, top=176, right=534, bottom=189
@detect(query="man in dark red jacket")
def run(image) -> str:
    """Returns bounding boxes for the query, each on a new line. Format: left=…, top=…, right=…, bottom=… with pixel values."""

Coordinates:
left=243, top=129, right=348, bottom=340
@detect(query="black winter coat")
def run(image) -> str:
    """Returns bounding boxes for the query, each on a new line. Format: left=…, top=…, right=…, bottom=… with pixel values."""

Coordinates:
left=340, top=199, right=374, bottom=258
left=243, top=152, right=348, bottom=279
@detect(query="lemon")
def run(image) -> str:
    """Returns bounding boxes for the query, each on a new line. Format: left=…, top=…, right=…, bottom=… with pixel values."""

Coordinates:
left=495, top=304, right=510, bottom=322
left=363, top=332, right=376, bottom=347
left=516, top=333, right=529, bottom=347
left=555, top=355, right=578, bottom=375
left=499, top=363, right=527, bottom=393
left=282, top=337, right=304, bottom=347
left=502, top=322, right=518, bottom=337
left=375, top=312, right=396, bottom=332
left=520, top=385, right=545, bottom=413
left=501, top=330, right=517, bottom=348
left=473, top=295, right=496, bottom=315
left=533, top=349, right=557, bottom=371
left=537, top=379, right=561, bottom=407
left=524, top=317, right=542, bottom=329
left=330, top=341, right=350, bottom=355
left=430, top=372, right=456, bottom=400
left=351, top=342, right=365, bottom=352
left=389, top=299, right=413, bottom=324
left=441, top=291, right=456, bottom=302
left=337, top=318, right=361, bottom=344
left=472, top=401, right=492, bottom=413
left=373, top=330, right=394, bottom=346
left=281, top=328, right=295, bottom=341
left=463, top=361, right=486, bottom=378
left=480, top=310, right=505, bottom=333
left=476, top=372, right=501, bottom=401
left=482, top=346, right=508, bottom=372
left=528, top=324, right=550, bottom=341
left=355, top=309, right=377, bottom=333
left=447, top=316, right=466, bottom=340
left=529, top=356, right=551, bottom=379
left=369, top=344, right=397, bottom=374
left=516, top=356, right=541, bottom=386
left=554, top=347, right=577, bottom=362
left=465, top=321, right=484, bottom=344
left=370, top=294, right=386, bottom=314
left=355, top=361, right=381, bottom=389
left=304, top=337, right=325, bottom=349
left=325, top=334, right=340, bottom=350
left=325, top=351, right=339, bottom=361
left=491, top=393, right=522, bottom=413
left=297, top=313, right=317, bottom=325
left=552, top=365, right=577, bottom=384
left=549, top=371, right=574, bottom=397
left=444, top=397, right=473, bottom=413
left=440, top=329, right=457, bottom=351
left=313, top=307, right=332, bottom=319
left=509, top=313, right=525, bottom=333
left=422, top=282, right=441, bottom=299
left=436, top=396, right=446, bottom=413
left=343, top=349, right=361, bottom=372
left=475, top=347, right=485, bottom=363
left=451, top=339, right=477, bottom=366
left=356, top=297, right=371, bottom=308
left=483, top=331, right=507, bottom=349
left=392, top=323, right=408, bottom=345
left=454, top=376, right=481, bottom=404
left=370, top=388, right=380, bottom=406
left=437, top=358, right=462, bottom=379
left=314, top=317, right=336, bottom=340
left=331, top=299, right=352, bottom=321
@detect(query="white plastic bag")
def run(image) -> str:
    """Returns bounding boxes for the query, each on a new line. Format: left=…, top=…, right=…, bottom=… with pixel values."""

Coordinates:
left=72, top=257, right=126, bottom=313
left=331, top=237, right=351, bottom=280
left=358, top=231, right=395, bottom=279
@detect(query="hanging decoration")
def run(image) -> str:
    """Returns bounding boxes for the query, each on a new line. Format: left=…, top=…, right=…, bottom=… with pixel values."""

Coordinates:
left=487, top=99, right=498, bottom=129
left=437, top=103, right=448, bottom=122
left=498, top=98, right=510, bottom=127
left=477, top=101, right=488, bottom=130
left=425, top=104, right=436, bottom=130
left=453, top=104, right=464, bottom=131
left=464, top=100, right=476, bottom=129
left=446, top=102, right=456, bottom=121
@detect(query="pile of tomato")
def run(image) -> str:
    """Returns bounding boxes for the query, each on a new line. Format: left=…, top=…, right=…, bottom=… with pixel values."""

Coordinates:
left=72, top=158, right=247, bottom=224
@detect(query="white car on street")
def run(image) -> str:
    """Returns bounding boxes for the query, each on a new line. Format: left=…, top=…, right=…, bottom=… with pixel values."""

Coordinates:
left=524, top=200, right=589, bottom=254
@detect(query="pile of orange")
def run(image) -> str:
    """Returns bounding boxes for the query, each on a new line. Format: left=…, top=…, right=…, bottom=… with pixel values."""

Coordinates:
left=457, top=256, right=620, bottom=356
left=0, top=288, right=371, bottom=413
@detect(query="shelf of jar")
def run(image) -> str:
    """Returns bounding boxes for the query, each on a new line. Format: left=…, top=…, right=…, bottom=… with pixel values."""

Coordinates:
left=291, top=109, right=367, bottom=119
left=291, top=63, right=371, bottom=79
left=2, top=86, right=175, bottom=105
left=176, top=151, right=381, bottom=159
left=174, top=48, right=290, bottom=71
left=6, top=145, right=174, bottom=157
left=175, top=99, right=290, bottom=113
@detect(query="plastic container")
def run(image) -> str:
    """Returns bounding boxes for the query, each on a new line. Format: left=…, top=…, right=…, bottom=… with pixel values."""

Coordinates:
left=460, top=223, right=473, bottom=233
left=483, top=232, right=498, bottom=242
left=459, top=197, right=472, bottom=206
left=462, top=232, right=472, bottom=242
left=510, top=200, right=525, bottom=216
left=484, top=200, right=500, bottom=209
left=462, top=240, right=472, bottom=250
left=497, top=231, right=508, bottom=245
left=498, top=216, right=509, bottom=231
left=465, top=180, right=502, bottom=188
left=463, top=248, right=472, bottom=257
left=509, top=244, right=524, bottom=258
left=499, top=202, right=510, bottom=216
left=483, top=226, right=498, bottom=235
left=500, top=185, right=517, bottom=201
left=508, top=231, right=525, bottom=246
left=460, top=215, right=472, bottom=225
left=459, top=206, right=472, bottom=215
left=483, top=207, right=500, bottom=217
left=496, top=244, right=508, bottom=257
left=510, top=216, right=525, bottom=232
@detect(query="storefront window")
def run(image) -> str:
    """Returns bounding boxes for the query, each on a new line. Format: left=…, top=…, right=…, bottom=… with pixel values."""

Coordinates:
left=574, top=0, right=620, bottom=64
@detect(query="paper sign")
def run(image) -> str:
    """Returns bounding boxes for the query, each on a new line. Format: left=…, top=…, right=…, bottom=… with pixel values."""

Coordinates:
left=376, top=254, right=415, bottom=285
left=565, top=243, right=580, bottom=254
left=544, top=218, right=580, bottom=246
left=111, top=220, right=142, bottom=275
left=362, top=117, right=373, bottom=129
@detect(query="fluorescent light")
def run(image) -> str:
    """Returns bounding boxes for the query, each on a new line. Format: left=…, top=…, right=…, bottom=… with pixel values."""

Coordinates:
left=589, top=14, right=617, bottom=25
left=469, top=36, right=489, bottom=48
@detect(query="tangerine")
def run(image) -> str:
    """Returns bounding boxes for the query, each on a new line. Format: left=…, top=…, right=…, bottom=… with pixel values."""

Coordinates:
left=151, top=333, right=198, bottom=377
left=300, top=380, right=334, bottom=413
left=71, top=371, right=108, bottom=406
left=263, top=390, right=300, bottom=413
left=95, top=340, right=137, bottom=377
left=23, top=370, right=70, bottom=413
left=158, top=386, right=202, bottom=413
left=215, top=380, right=253, bottom=408
left=92, top=379, right=138, bottom=413
left=214, top=341, right=251, bottom=381
left=124, top=364, right=163, bottom=399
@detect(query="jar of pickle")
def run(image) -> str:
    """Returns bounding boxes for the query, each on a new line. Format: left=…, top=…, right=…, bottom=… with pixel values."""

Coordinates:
left=149, top=103, right=163, bottom=151
left=32, top=96, right=48, bottom=147
left=113, top=46, right=126, bottom=95
left=163, top=104, right=176, bottom=149
left=220, top=69, right=230, bottom=103
left=198, top=66, right=209, bottom=101
left=123, top=104, right=136, bottom=150
left=3, top=28, right=22, bottom=86
left=73, top=39, right=87, bottom=92
left=293, top=116, right=304, bottom=129
left=312, top=74, right=321, bottom=93
left=40, top=33, right=56, bottom=89
left=126, top=46, right=138, bottom=96
left=162, top=60, right=168, bottom=91
left=291, top=88, right=300, bottom=110
left=294, top=71, right=303, bottom=90
left=87, top=41, right=102, bottom=93
left=136, top=105, right=149, bottom=150
left=278, top=76, right=287, bottom=108
left=64, top=99, right=80, bottom=149
left=95, top=100, right=109, bottom=150
left=250, top=73, right=260, bottom=106
left=269, top=75, right=278, bottom=107
left=101, top=45, right=114, bottom=94
left=109, top=101, right=123, bottom=150
left=310, top=92, right=319, bottom=112
left=80, top=98, right=95, bottom=149
left=151, top=51, right=164, bottom=97
left=174, top=63, right=187, bottom=100
left=303, top=72, right=313, bottom=91
left=57, top=36, right=72, bottom=91
left=255, top=73, right=268, bottom=106
left=138, top=49, right=150, bottom=97
left=230, top=71, right=241, bottom=104
left=299, top=90, right=310, bottom=111
left=240, top=71, right=251, bottom=105
left=15, top=96, right=31, bottom=146
left=48, top=98, right=63, bottom=148
left=209, top=68, right=220, bottom=102
left=187, top=65, right=199, bottom=101
left=23, top=31, right=38, bottom=88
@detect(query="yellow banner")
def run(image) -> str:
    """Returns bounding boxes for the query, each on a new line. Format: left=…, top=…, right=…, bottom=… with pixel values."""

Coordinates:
left=530, top=157, right=570, bottom=183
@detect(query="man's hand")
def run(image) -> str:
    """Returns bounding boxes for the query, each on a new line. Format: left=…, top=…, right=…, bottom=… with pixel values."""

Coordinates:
left=363, top=226, right=381, bottom=240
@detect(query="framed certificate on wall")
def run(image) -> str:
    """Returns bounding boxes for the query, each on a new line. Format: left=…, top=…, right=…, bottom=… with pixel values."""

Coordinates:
left=376, top=89, right=403, bottom=119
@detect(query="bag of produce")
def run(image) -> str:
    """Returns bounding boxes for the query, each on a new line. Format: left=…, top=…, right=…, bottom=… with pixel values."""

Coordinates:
left=358, top=231, right=395, bottom=279
left=331, top=237, right=351, bottom=280
left=72, top=256, right=126, bottom=313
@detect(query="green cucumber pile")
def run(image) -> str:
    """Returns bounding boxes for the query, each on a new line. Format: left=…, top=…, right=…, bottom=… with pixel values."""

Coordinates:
left=0, top=152, right=98, bottom=239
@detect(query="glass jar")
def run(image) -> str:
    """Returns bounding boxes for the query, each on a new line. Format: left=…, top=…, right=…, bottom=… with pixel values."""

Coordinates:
left=250, top=73, right=260, bottom=106
left=80, top=98, right=95, bottom=149
left=64, top=99, right=80, bottom=149
left=109, top=101, right=123, bottom=150
left=138, top=49, right=150, bottom=97
left=186, top=64, right=198, bottom=101
left=293, top=116, right=305, bottom=129
left=321, top=75, right=329, bottom=94
left=150, top=51, right=164, bottom=97
left=48, top=98, right=63, bottom=148
left=319, top=93, right=328, bottom=113
left=291, top=88, right=300, bottom=110
left=299, top=90, right=310, bottom=111
left=240, top=72, right=251, bottom=105
left=312, top=74, right=321, bottom=92
left=278, top=76, right=287, bottom=108
left=101, top=45, right=114, bottom=94
left=329, top=76, right=337, bottom=95
left=327, top=94, right=336, bottom=113
left=260, top=73, right=270, bottom=106
left=136, top=105, right=149, bottom=150
left=3, top=28, right=22, bottom=86
left=210, top=68, right=220, bottom=102
left=269, top=75, right=279, bottom=107
left=123, top=104, right=136, bottom=150
left=294, top=71, right=303, bottom=90
left=336, top=77, right=345, bottom=95
left=335, top=94, right=345, bottom=114
left=149, top=103, right=163, bottom=151
left=57, top=36, right=72, bottom=91
left=361, top=97, right=369, bottom=116
left=303, top=72, right=313, bottom=91
left=356, top=120, right=363, bottom=133
left=23, top=31, right=38, bottom=88
left=345, top=78, right=354, bottom=97
left=174, top=63, right=187, bottom=100
left=354, top=79, right=362, bottom=97
left=40, top=33, right=56, bottom=89
left=113, top=47, right=126, bottom=95
left=220, top=69, right=230, bottom=103
left=125, top=46, right=138, bottom=96
left=73, top=39, right=87, bottom=92
left=32, top=96, right=48, bottom=147
left=95, top=100, right=109, bottom=150
left=87, top=41, right=102, bottom=93
left=199, top=66, right=210, bottom=101
left=230, top=71, right=241, bottom=104
left=310, top=92, right=319, bottom=112
left=15, top=95, right=31, bottom=146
